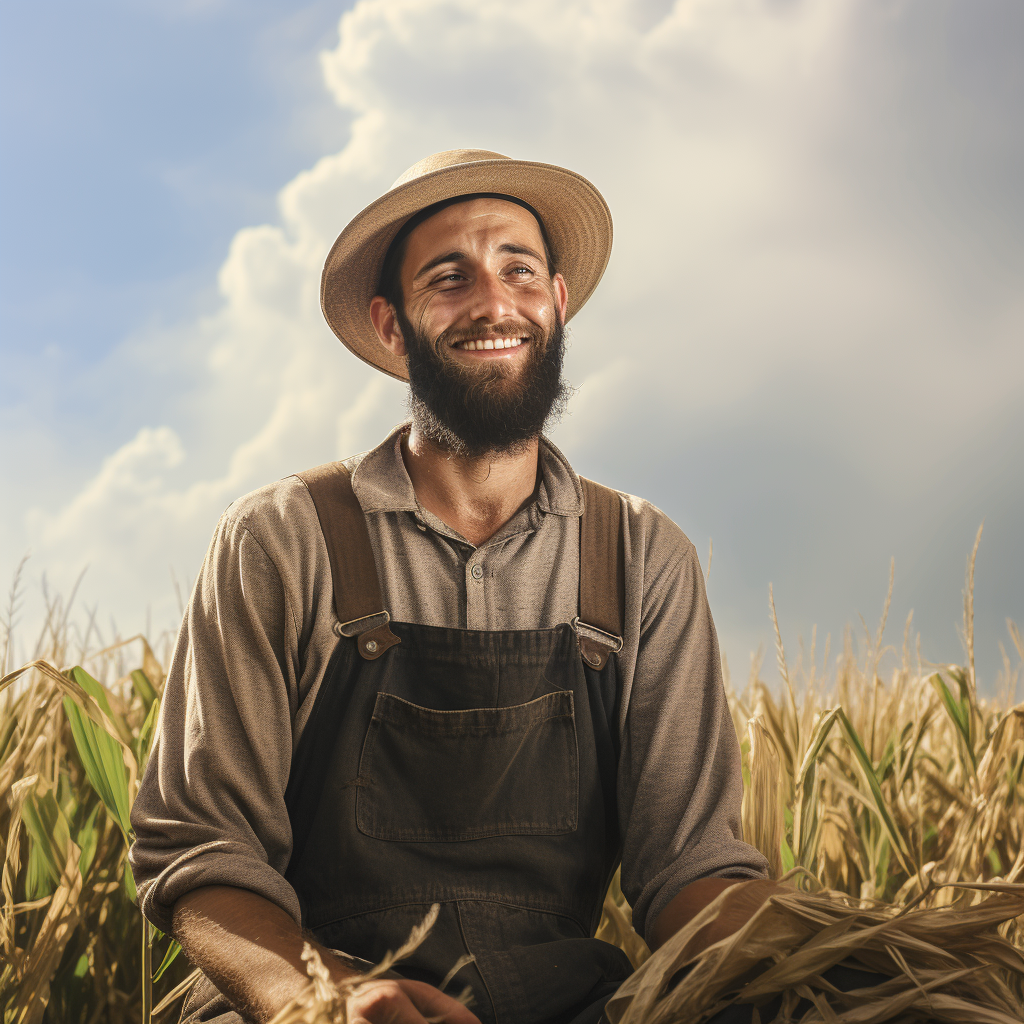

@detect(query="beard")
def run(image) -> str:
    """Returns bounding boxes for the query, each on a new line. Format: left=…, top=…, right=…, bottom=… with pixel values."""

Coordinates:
left=397, top=306, right=572, bottom=459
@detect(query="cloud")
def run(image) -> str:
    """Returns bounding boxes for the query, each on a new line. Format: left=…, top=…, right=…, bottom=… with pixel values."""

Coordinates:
left=5, top=0, right=1022, bottom=680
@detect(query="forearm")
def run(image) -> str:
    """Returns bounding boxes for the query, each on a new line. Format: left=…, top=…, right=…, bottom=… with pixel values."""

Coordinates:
left=172, top=885, right=359, bottom=1024
left=649, top=877, right=787, bottom=956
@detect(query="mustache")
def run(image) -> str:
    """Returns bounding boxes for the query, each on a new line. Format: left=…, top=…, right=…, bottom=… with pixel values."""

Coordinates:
left=434, top=319, right=545, bottom=349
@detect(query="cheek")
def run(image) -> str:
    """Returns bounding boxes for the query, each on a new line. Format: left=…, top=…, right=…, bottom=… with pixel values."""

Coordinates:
left=522, top=284, right=557, bottom=322
left=410, top=291, right=454, bottom=339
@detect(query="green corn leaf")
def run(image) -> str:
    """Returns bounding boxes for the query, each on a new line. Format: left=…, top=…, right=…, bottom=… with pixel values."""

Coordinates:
left=135, top=697, right=160, bottom=774
left=947, top=665, right=972, bottom=706
left=57, top=769, right=79, bottom=822
left=69, top=664, right=137, bottom=750
left=794, top=765, right=821, bottom=869
left=836, top=709, right=915, bottom=876
left=875, top=733, right=896, bottom=783
left=76, top=802, right=103, bottom=878
left=895, top=711, right=934, bottom=791
left=22, top=783, right=72, bottom=886
left=0, top=713, right=17, bottom=764
left=794, top=707, right=842, bottom=781
left=152, top=938, right=183, bottom=983
left=792, top=707, right=841, bottom=863
left=21, top=780, right=80, bottom=898
left=929, top=672, right=977, bottom=773
left=131, top=669, right=159, bottom=714
left=26, top=842, right=54, bottom=900
left=64, top=668, right=134, bottom=845
left=780, top=836, right=795, bottom=874
left=931, top=672, right=968, bottom=735
left=124, top=859, right=138, bottom=903
left=873, top=836, right=891, bottom=896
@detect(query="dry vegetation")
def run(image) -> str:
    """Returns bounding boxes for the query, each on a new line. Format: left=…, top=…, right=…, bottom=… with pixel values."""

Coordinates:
left=1, top=532, right=1022, bottom=1023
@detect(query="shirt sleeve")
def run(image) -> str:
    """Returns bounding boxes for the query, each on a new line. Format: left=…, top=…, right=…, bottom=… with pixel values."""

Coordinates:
left=129, top=507, right=304, bottom=934
left=617, top=510, right=769, bottom=942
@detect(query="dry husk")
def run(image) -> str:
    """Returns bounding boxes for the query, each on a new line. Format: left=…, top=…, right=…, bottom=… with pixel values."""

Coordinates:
left=604, top=882, right=1024, bottom=1023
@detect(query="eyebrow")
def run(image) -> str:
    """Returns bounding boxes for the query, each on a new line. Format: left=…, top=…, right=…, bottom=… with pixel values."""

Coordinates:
left=412, top=243, right=546, bottom=281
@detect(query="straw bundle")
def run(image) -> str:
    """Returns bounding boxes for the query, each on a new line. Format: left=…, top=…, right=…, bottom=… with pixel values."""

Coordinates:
left=604, top=883, right=1024, bottom=1023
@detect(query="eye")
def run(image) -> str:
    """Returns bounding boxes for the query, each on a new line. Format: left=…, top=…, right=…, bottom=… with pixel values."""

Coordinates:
left=431, top=271, right=465, bottom=285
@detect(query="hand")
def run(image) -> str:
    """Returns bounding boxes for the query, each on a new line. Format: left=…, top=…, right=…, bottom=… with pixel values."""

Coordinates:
left=346, top=978, right=481, bottom=1024
left=650, top=877, right=790, bottom=956
left=679, top=879, right=789, bottom=960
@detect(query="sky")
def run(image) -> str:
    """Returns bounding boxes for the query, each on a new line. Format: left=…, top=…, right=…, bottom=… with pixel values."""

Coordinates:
left=1, top=0, right=1022, bottom=695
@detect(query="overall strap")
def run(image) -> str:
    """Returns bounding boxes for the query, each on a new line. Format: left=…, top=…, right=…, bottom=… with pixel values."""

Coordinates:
left=295, top=463, right=400, bottom=661
left=576, top=477, right=625, bottom=671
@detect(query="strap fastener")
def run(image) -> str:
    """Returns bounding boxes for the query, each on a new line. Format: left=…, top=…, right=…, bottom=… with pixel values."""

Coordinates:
left=572, top=616, right=623, bottom=671
left=334, top=611, right=401, bottom=661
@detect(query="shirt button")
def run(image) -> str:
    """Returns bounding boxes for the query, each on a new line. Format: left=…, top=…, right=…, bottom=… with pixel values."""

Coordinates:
left=471, top=564, right=484, bottom=580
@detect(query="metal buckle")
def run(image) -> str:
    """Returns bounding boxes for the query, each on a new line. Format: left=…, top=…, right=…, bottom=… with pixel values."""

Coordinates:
left=335, top=610, right=391, bottom=638
left=571, top=616, right=623, bottom=653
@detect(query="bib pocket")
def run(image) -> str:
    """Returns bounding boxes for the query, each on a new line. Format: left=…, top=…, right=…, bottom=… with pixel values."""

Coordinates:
left=356, top=690, right=579, bottom=842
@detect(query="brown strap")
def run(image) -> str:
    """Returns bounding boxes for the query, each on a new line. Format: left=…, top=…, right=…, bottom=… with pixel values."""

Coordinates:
left=296, top=463, right=400, bottom=661
left=577, top=478, right=625, bottom=669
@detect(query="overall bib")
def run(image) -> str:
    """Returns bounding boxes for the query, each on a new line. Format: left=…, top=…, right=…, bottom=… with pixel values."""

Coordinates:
left=181, top=463, right=633, bottom=1024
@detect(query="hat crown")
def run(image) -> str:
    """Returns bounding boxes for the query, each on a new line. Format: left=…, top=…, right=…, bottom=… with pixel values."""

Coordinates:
left=390, top=149, right=510, bottom=190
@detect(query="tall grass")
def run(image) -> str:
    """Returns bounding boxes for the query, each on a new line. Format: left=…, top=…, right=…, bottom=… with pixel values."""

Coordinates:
left=0, top=571, right=192, bottom=1024
left=2, top=533, right=1022, bottom=1022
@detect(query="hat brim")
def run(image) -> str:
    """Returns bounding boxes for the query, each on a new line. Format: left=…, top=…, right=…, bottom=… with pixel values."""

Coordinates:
left=321, top=158, right=613, bottom=381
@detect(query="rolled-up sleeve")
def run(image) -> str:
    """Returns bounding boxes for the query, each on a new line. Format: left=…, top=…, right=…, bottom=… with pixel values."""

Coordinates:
left=618, top=518, right=768, bottom=942
left=129, top=509, right=303, bottom=934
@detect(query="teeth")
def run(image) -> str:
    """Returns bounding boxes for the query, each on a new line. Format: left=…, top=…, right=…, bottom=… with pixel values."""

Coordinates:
left=455, top=337, right=525, bottom=351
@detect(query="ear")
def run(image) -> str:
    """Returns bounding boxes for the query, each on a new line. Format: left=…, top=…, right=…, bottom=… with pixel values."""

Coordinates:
left=552, top=272, right=569, bottom=323
left=370, top=295, right=407, bottom=357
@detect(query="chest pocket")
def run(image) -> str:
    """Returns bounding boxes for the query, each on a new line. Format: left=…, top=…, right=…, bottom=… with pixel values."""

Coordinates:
left=355, top=690, right=579, bottom=842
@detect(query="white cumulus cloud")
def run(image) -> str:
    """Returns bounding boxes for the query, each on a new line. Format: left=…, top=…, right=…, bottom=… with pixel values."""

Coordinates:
left=4, top=0, right=1022, bottom=681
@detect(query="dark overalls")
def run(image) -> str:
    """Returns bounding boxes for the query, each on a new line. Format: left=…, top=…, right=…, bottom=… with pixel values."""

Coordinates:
left=178, top=464, right=892, bottom=1024
left=182, top=463, right=634, bottom=1024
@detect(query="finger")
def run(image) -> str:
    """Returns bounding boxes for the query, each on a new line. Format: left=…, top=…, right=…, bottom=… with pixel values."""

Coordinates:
left=348, top=983, right=429, bottom=1024
left=403, top=981, right=482, bottom=1024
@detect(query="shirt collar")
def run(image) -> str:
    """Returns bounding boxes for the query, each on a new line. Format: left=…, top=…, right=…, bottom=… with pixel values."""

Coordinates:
left=350, top=422, right=584, bottom=518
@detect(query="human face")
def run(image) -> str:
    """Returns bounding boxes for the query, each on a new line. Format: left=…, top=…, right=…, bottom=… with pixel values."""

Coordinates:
left=370, top=198, right=571, bottom=456
left=372, top=197, right=568, bottom=372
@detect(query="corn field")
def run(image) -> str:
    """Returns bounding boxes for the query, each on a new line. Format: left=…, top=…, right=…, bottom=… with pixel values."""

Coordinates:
left=2, top=530, right=1023, bottom=1023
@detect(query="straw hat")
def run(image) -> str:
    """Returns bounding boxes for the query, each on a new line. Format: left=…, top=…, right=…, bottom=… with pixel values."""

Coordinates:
left=320, top=149, right=613, bottom=381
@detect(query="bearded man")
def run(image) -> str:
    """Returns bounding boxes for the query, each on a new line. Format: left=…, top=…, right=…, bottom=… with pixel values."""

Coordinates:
left=130, top=150, right=779, bottom=1024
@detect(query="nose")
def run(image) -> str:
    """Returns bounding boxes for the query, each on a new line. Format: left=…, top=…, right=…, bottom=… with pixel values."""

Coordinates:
left=466, top=267, right=516, bottom=324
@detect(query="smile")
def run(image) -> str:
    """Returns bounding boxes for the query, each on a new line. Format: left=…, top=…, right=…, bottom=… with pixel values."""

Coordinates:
left=452, top=337, right=525, bottom=351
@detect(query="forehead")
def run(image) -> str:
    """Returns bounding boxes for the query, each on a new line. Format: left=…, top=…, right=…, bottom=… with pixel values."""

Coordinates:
left=402, top=197, right=545, bottom=271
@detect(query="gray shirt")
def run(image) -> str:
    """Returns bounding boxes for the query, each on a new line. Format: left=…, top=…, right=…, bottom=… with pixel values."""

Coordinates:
left=129, top=425, right=767, bottom=943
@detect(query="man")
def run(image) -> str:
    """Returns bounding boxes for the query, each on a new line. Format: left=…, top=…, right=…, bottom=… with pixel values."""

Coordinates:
left=130, top=149, right=776, bottom=1024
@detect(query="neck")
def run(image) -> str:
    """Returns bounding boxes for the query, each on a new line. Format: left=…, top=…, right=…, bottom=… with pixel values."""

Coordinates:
left=402, top=426, right=541, bottom=546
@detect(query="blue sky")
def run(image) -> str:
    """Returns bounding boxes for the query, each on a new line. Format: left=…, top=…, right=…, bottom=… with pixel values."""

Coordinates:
left=1, top=0, right=1022, bottom=694
left=1, top=0, right=347, bottom=404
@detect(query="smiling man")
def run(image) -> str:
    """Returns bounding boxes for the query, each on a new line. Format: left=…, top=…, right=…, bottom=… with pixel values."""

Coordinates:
left=130, top=150, right=773, bottom=1024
